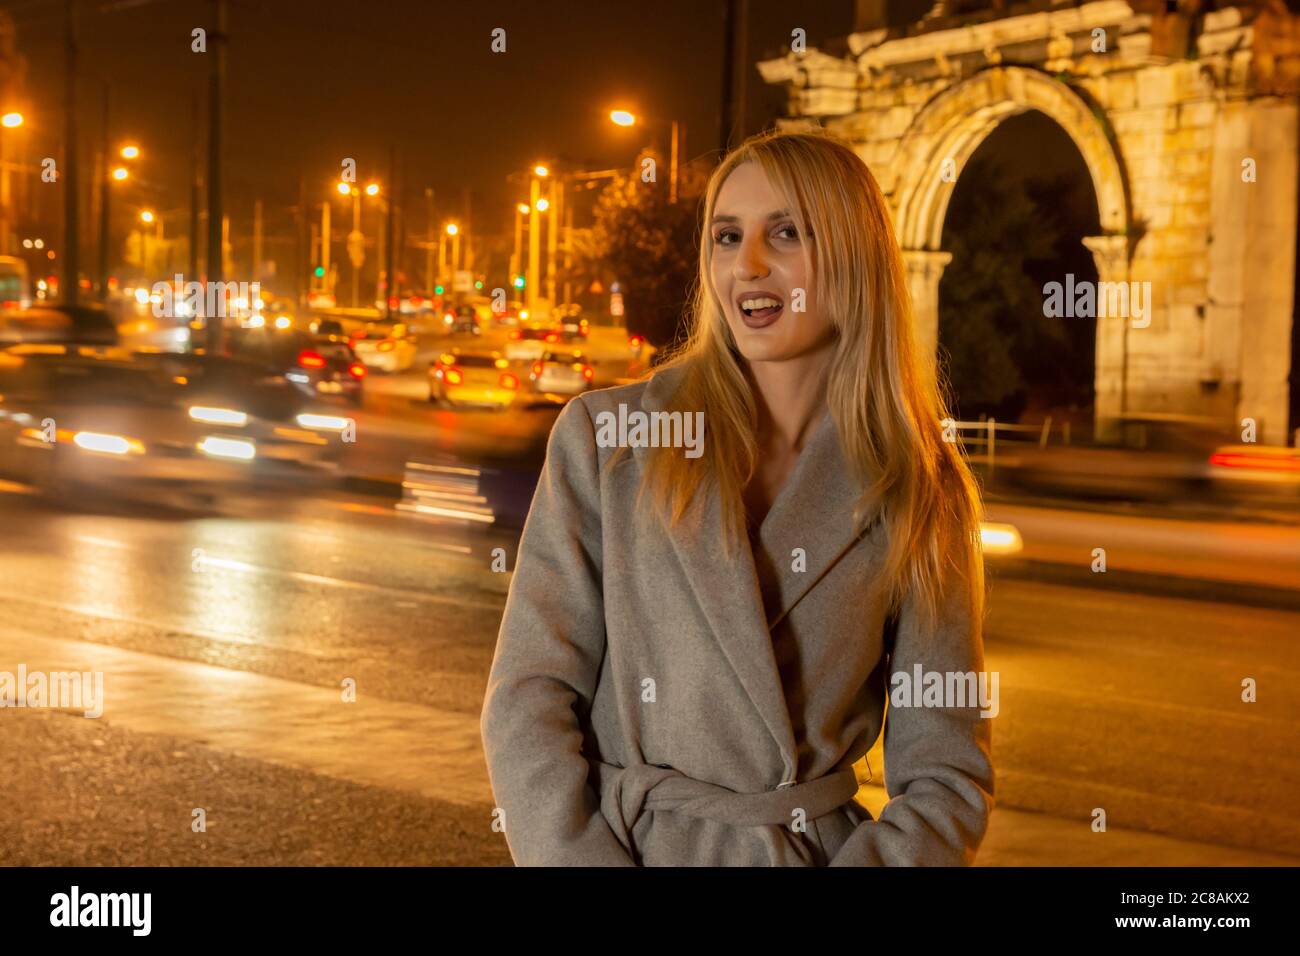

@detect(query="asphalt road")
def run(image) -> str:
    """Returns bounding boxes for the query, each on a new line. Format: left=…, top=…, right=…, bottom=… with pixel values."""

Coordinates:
left=0, top=482, right=1295, bottom=865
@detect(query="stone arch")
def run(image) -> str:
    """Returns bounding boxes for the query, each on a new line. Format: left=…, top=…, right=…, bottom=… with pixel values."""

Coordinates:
left=888, top=66, right=1131, bottom=423
left=891, top=65, right=1129, bottom=250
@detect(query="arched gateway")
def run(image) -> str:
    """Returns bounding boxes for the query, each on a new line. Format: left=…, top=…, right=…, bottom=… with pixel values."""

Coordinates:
left=760, top=1, right=1298, bottom=443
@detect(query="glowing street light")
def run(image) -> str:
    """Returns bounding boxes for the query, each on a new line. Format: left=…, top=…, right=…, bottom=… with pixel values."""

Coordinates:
left=445, top=223, right=458, bottom=236
left=609, top=110, right=636, bottom=127
left=337, top=182, right=351, bottom=196
left=120, top=145, right=139, bottom=160
left=533, top=165, right=548, bottom=177
left=139, top=210, right=154, bottom=224
left=516, top=203, right=529, bottom=215
left=365, top=183, right=380, bottom=197
left=1, top=112, right=23, bottom=129
left=112, top=167, right=129, bottom=181
left=536, top=198, right=549, bottom=212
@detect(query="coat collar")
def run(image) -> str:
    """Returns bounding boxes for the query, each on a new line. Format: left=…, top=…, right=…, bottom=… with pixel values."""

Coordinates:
left=631, top=363, right=881, bottom=777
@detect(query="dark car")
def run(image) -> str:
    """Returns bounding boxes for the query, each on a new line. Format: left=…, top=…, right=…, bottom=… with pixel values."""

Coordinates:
left=0, top=303, right=118, bottom=347
left=441, top=302, right=481, bottom=336
left=0, top=345, right=348, bottom=507
left=228, top=326, right=365, bottom=406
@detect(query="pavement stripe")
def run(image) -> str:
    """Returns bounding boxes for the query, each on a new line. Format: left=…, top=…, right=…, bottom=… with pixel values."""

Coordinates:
left=0, top=626, right=493, bottom=808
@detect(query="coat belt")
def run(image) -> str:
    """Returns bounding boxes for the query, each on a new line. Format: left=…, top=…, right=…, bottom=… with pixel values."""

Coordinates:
left=592, top=760, right=859, bottom=851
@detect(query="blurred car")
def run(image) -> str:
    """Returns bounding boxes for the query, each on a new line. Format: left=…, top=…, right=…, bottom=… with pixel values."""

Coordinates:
left=428, top=349, right=520, bottom=409
left=441, top=301, right=482, bottom=336
left=1209, top=444, right=1300, bottom=503
left=0, top=303, right=118, bottom=347
left=228, top=327, right=366, bottom=406
left=0, top=345, right=348, bottom=507
left=505, top=325, right=560, bottom=361
left=529, top=348, right=594, bottom=396
left=350, top=320, right=418, bottom=372
left=1004, top=414, right=1234, bottom=502
left=553, top=305, right=590, bottom=341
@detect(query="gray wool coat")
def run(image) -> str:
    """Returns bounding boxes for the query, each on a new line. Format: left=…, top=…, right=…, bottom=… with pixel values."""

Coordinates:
left=480, top=362, right=994, bottom=866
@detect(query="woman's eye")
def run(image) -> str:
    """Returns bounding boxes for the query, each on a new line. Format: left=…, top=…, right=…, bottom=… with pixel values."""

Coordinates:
left=713, top=229, right=740, bottom=245
left=773, top=223, right=800, bottom=241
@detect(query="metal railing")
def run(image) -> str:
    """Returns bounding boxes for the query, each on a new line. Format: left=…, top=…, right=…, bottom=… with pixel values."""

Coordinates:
left=945, top=416, right=1069, bottom=473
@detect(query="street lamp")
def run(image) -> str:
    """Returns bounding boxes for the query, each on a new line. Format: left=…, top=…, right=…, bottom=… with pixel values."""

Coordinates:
left=0, top=111, right=23, bottom=255
left=610, top=107, right=681, bottom=203
left=111, top=166, right=128, bottom=181
left=120, top=144, right=139, bottom=160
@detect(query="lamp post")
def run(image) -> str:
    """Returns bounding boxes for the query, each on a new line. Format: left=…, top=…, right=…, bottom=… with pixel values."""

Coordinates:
left=527, top=164, right=547, bottom=315
left=0, top=111, right=23, bottom=257
left=99, top=142, right=138, bottom=300
left=511, top=203, right=527, bottom=287
left=446, top=222, right=460, bottom=275
left=610, top=109, right=681, bottom=203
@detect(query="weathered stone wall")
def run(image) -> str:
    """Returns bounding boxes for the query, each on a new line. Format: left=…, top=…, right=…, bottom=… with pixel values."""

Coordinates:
left=759, top=1, right=1298, bottom=443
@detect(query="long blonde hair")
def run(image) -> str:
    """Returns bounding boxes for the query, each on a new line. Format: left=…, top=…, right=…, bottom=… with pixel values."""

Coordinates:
left=630, top=127, right=984, bottom=632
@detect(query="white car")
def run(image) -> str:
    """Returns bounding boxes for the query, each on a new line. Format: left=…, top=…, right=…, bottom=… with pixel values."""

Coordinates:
left=529, top=349, right=594, bottom=396
left=505, top=326, right=560, bottom=362
left=351, top=321, right=418, bottom=373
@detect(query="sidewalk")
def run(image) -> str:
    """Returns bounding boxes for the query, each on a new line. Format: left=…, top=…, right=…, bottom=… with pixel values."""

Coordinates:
left=3, top=626, right=1293, bottom=866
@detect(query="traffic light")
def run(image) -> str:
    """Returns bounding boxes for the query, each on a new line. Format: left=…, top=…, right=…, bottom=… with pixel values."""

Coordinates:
left=513, top=275, right=525, bottom=289
left=434, top=284, right=444, bottom=295
left=314, top=266, right=325, bottom=278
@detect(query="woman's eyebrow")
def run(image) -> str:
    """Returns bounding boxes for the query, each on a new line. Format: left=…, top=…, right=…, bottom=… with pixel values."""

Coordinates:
left=710, top=210, right=793, bottom=224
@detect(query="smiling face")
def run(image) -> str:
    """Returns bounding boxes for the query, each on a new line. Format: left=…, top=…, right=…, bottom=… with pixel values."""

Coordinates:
left=708, top=161, right=835, bottom=365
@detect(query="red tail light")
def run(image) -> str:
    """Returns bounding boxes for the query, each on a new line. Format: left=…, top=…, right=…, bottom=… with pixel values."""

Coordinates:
left=582, top=365, right=594, bottom=381
left=348, top=362, right=367, bottom=379
left=629, top=335, right=642, bottom=346
left=531, top=361, right=543, bottom=377
left=1210, top=452, right=1300, bottom=472
left=499, top=372, right=519, bottom=390
left=444, top=368, right=463, bottom=386
left=298, top=349, right=326, bottom=369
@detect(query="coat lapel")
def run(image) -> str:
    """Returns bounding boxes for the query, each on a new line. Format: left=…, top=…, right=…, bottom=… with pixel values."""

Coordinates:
left=754, top=408, right=883, bottom=631
left=627, top=366, right=883, bottom=779
left=632, top=367, right=797, bottom=775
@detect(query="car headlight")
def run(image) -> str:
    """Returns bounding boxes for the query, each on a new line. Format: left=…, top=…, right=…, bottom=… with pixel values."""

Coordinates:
left=197, top=436, right=256, bottom=460
left=189, top=406, right=248, bottom=426
left=72, top=431, right=144, bottom=456
left=296, top=413, right=352, bottom=431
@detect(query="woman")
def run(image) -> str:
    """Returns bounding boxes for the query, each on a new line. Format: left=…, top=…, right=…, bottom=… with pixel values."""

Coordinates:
left=480, top=128, right=993, bottom=866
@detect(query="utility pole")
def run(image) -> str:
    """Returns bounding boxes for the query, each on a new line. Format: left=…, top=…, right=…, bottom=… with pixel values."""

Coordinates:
left=384, top=144, right=396, bottom=320
left=62, top=0, right=79, bottom=306
left=252, top=198, right=262, bottom=285
left=190, top=89, right=201, bottom=283
left=206, top=0, right=227, bottom=353
left=424, top=187, right=434, bottom=292
left=96, top=84, right=109, bottom=301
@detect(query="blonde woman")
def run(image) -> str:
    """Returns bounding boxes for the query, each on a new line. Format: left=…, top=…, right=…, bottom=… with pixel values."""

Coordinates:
left=481, top=128, right=993, bottom=866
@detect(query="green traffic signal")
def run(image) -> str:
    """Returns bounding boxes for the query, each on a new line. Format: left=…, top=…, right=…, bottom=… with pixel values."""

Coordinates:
left=513, top=276, right=525, bottom=289
left=435, top=285, right=444, bottom=295
left=314, top=266, right=325, bottom=277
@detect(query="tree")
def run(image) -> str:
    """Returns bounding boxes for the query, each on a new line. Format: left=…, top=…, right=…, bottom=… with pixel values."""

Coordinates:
left=585, top=149, right=709, bottom=348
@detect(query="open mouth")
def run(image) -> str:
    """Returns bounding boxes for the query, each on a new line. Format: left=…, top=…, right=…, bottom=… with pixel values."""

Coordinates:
left=737, top=293, right=784, bottom=328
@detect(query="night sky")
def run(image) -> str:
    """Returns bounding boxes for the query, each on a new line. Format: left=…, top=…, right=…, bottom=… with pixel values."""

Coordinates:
left=2, top=0, right=854, bottom=269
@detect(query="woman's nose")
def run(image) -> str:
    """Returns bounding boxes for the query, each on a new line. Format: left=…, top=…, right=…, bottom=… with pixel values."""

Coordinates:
left=734, top=234, right=769, bottom=281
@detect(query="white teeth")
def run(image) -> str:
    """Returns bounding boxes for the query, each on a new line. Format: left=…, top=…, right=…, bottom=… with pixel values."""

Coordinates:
left=740, top=297, right=781, bottom=311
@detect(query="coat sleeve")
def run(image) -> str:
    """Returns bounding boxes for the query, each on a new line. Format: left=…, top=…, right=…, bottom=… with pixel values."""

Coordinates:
left=480, top=396, right=635, bottom=866
left=829, top=553, right=995, bottom=866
